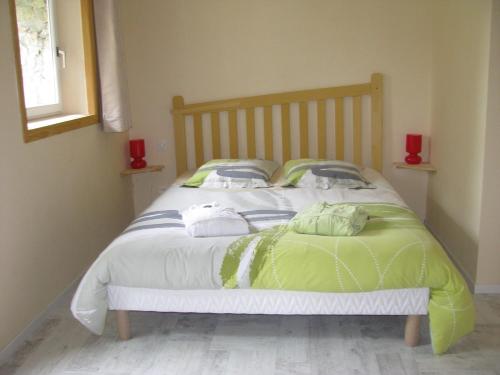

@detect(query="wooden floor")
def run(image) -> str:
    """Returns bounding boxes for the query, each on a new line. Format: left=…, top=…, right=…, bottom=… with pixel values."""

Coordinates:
left=1, top=294, right=499, bottom=375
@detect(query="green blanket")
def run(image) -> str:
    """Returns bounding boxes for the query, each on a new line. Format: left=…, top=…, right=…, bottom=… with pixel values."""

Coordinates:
left=221, top=203, right=474, bottom=354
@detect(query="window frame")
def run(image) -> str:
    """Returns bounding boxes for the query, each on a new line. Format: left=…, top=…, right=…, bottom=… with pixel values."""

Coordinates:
left=9, top=0, right=100, bottom=143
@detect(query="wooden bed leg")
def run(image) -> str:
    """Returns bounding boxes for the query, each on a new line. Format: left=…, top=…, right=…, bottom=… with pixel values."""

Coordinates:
left=404, top=315, right=420, bottom=347
left=116, top=310, right=130, bottom=340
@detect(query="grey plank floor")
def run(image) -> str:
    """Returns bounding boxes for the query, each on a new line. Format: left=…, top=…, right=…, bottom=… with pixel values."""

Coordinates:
left=1, top=293, right=499, bottom=375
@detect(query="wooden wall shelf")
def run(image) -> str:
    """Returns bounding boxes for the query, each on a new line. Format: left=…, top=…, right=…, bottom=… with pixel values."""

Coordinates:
left=393, top=162, right=436, bottom=172
left=121, top=165, right=164, bottom=176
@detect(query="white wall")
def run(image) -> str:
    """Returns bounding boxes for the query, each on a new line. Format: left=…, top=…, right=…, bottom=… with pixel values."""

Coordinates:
left=120, top=0, right=434, bottom=218
left=0, top=1, right=134, bottom=351
left=427, top=0, right=492, bottom=283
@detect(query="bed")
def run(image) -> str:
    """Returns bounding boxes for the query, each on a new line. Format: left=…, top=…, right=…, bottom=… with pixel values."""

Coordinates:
left=71, top=74, right=474, bottom=354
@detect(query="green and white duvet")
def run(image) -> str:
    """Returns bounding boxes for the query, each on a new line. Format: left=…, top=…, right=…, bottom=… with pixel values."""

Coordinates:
left=221, top=202, right=474, bottom=354
left=71, top=168, right=473, bottom=355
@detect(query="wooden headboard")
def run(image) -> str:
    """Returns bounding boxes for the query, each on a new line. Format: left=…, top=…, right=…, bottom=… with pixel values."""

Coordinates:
left=171, top=73, right=383, bottom=176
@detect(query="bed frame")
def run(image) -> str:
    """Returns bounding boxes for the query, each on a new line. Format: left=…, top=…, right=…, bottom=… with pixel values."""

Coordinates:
left=114, top=73, right=425, bottom=347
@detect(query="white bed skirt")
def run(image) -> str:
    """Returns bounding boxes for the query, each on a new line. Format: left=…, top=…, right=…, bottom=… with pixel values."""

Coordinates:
left=107, top=286, right=429, bottom=316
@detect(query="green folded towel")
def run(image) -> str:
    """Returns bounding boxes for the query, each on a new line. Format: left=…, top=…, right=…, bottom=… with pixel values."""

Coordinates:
left=289, top=202, right=368, bottom=236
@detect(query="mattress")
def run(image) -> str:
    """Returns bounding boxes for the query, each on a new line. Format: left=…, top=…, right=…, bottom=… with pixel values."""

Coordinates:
left=107, top=286, right=429, bottom=315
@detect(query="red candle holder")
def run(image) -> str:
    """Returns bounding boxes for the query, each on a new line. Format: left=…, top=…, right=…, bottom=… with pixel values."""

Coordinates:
left=405, top=134, right=422, bottom=165
left=129, top=139, right=147, bottom=169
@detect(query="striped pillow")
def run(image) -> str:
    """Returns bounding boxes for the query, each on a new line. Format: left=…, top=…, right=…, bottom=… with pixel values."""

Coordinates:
left=183, top=159, right=279, bottom=188
left=283, top=159, right=369, bottom=189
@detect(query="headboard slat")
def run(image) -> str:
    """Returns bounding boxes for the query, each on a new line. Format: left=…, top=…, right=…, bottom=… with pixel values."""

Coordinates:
left=172, top=96, right=187, bottom=175
left=211, top=112, right=221, bottom=159
left=245, top=108, right=256, bottom=158
left=264, top=106, right=273, bottom=160
left=228, top=110, right=238, bottom=158
left=171, top=74, right=383, bottom=176
left=335, top=97, right=345, bottom=160
left=193, top=113, right=204, bottom=167
left=299, top=102, right=308, bottom=158
left=317, top=100, right=326, bottom=159
left=281, top=104, right=291, bottom=162
left=353, top=96, right=362, bottom=165
left=371, top=73, right=383, bottom=172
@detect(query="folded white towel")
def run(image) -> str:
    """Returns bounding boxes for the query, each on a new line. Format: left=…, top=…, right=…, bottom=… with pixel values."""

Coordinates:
left=181, top=202, right=250, bottom=237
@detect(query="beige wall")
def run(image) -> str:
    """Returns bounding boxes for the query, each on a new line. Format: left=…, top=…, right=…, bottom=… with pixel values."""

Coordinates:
left=477, top=0, right=500, bottom=286
left=120, top=0, right=434, bottom=218
left=427, top=0, right=492, bottom=283
left=0, top=1, right=134, bottom=352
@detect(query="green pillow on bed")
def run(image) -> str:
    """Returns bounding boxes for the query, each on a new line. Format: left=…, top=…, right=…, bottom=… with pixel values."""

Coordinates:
left=288, top=202, right=368, bottom=236
left=183, top=159, right=279, bottom=188
left=283, top=159, right=369, bottom=189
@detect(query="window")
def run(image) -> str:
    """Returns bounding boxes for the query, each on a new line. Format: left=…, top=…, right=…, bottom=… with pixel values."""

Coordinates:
left=10, top=0, right=99, bottom=142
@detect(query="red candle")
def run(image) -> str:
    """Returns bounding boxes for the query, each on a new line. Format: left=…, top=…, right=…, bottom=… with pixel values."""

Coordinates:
left=405, top=134, right=422, bottom=165
left=129, top=139, right=147, bottom=169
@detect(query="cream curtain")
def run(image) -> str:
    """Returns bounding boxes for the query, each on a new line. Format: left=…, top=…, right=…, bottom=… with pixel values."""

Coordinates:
left=93, top=0, right=131, bottom=132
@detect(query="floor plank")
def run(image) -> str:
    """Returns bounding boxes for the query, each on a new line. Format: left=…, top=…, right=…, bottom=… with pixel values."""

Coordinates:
left=1, top=294, right=499, bottom=375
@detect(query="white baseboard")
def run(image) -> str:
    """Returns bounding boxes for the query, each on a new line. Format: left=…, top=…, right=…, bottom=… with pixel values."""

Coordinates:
left=474, top=284, right=500, bottom=294
left=0, top=277, right=80, bottom=365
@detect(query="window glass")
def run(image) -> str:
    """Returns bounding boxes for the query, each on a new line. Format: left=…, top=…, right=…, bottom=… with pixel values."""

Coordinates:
left=15, top=0, right=60, bottom=111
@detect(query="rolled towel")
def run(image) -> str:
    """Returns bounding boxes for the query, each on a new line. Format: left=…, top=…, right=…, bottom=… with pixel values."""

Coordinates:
left=288, top=202, right=368, bottom=236
left=181, top=202, right=250, bottom=237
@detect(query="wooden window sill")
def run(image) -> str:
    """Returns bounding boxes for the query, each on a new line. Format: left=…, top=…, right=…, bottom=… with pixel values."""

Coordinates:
left=28, top=113, right=88, bottom=129
left=23, top=114, right=99, bottom=142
